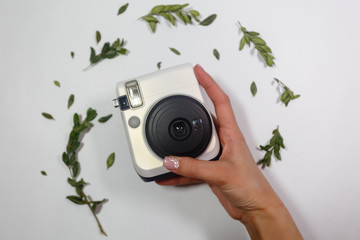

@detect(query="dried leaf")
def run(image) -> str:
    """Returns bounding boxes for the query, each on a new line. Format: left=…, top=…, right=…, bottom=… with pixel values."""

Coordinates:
left=199, top=14, right=217, bottom=26
left=96, top=31, right=101, bottom=44
left=98, top=114, right=112, bottom=123
left=213, top=49, right=220, bottom=60
left=66, top=195, right=85, bottom=205
left=42, top=112, right=54, bottom=120
left=54, top=80, right=60, bottom=87
left=68, top=94, right=75, bottom=109
left=250, top=82, right=257, bottom=96
left=117, top=3, right=129, bottom=15
left=169, top=47, right=180, bottom=55
left=41, top=170, right=47, bottom=176
left=107, top=153, right=115, bottom=169
left=70, top=51, right=75, bottom=59
left=157, top=61, right=162, bottom=70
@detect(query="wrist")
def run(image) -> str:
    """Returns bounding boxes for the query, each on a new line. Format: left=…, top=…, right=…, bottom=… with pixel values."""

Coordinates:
left=241, top=200, right=303, bottom=240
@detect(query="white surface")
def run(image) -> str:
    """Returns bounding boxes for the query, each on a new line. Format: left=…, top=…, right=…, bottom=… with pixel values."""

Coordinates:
left=1, top=0, right=360, bottom=239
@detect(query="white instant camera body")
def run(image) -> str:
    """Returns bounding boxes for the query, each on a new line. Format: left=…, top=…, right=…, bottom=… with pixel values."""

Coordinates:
left=114, top=63, right=221, bottom=182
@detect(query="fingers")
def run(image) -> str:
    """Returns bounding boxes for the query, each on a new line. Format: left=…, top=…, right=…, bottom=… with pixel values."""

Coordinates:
left=162, top=156, right=224, bottom=185
left=194, top=64, right=238, bottom=128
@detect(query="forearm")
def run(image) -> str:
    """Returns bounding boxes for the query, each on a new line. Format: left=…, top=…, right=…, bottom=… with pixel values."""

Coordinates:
left=242, top=201, right=303, bottom=240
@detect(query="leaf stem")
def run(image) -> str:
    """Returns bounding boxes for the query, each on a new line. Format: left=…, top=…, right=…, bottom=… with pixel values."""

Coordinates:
left=81, top=191, right=107, bottom=236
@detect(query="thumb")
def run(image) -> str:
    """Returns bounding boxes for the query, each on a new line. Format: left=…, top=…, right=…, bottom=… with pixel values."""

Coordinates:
left=163, top=156, right=222, bottom=184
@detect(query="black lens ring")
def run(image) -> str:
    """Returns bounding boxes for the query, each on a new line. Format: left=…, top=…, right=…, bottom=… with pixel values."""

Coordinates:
left=145, top=95, right=212, bottom=158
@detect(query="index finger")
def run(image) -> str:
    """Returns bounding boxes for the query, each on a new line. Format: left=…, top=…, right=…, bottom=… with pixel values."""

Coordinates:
left=194, top=64, right=238, bottom=128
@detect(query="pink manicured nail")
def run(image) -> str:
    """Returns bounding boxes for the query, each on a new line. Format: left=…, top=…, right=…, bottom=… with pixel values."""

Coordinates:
left=163, top=156, right=179, bottom=170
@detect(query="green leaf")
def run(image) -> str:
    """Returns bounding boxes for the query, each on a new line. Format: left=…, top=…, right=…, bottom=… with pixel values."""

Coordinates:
left=213, top=49, right=220, bottom=60
left=70, top=51, right=75, bottom=59
left=101, top=42, right=110, bottom=56
left=68, top=94, right=75, bottom=109
left=239, top=37, right=246, bottom=51
left=41, top=170, right=47, bottom=176
left=107, top=153, right=115, bottom=169
left=98, top=114, right=112, bottom=123
left=66, top=195, right=85, bottom=205
left=96, top=31, right=101, bottom=44
left=150, top=5, right=165, bottom=15
left=149, top=21, right=157, bottom=33
left=67, top=178, right=77, bottom=187
left=142, top=15, right=159, bottom=23
left=252, top=37, right=266, bottom=45
left=244, top=35, right=251, bottom=46
left=169, top=47, right=180, bottom=55
left=73, top=113, right=80, bottom=126
left=90, top=47, right=96, bottom=62
left=54, top=80, right=60, bottom=87
left=72, top=161, right=80, bottom=178
left=250, top=82, right=257, bottom=96
left=117, top=3, right=129, bottom=15
left=62, top=152, right=70, bottom=166
left=42, top=112, right=55, bottom=120
left=85, top=108, right=97, bottom=122
left=69, top=153, right=77, bottom=166
left=247, top=31, right=259, bottom=36
left=199, top=14, right=217, bottom=26
left=168, top=13, right=176, bottom=25
left=260, top=145, right=271, bottom=151
left=157, top=61, right=162, bottom=70
left=168, top=4, right=183, bottom=11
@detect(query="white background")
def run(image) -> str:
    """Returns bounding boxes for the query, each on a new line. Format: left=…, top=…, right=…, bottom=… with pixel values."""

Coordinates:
left=1, top=0, right=360, bottom=239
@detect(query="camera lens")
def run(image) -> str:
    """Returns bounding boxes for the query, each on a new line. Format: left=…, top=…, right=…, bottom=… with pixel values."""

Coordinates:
left=145, top=95, right=212, bottom=158
left=169, top=119, right=191, bottom=141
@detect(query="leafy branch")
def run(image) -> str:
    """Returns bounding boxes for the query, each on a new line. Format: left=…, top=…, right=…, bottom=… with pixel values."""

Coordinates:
left=238, top=22, right=275, bottom=67
left=274, top=78, right=300, bottom=106
left=62, top=108, right=107, bottom=236
left=88, top=38, right=128, bottom=67
left=140, top=4, right=201, bottom=32
left=257, top=127, right=285, bottom=168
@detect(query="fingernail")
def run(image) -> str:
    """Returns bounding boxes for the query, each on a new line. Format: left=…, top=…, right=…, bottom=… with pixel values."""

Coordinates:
left=163, top=156, right=179, bottom=170
left=195, top=64, right=204, bottom=70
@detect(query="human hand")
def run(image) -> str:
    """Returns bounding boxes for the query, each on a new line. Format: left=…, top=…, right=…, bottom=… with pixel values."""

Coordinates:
left=156, top=64, right=302, bottom=240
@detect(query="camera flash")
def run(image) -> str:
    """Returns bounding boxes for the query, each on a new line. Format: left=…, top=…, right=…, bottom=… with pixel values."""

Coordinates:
left=126, top=80, right=143, bottom=108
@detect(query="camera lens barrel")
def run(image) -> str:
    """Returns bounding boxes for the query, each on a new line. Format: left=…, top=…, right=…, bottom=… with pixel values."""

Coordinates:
left=145, top=95, right=212, bottom=158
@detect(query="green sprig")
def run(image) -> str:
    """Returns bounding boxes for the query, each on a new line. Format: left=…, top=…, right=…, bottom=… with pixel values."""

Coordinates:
left=274, top=78, right=300, bottom=106
left=257, top=127, right=285, bottom=168
left=63, top=108, right=107, bottom=236
left=89, top=38, right=128, bottom=66
left=238, top=22, right=275, bottom=67
left=141, top=4, right=202, bottom=32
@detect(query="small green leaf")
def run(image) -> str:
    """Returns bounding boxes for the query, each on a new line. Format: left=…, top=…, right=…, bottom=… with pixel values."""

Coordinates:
left=66, top=195, right=85, bottom=205
left=239, top=37, right=246, bottom=51
left=169, top=47, right=180, bottom=55
left=68, top=94, right=75, bottom=109
left=96, top=31, right=101, bottom=44
left=149, top=21, right=157, bottom=33
left=70, top=52, right=75, bottom=59
left=107, top=152, right=115, bottom=169
left=157, top=61, right=162, bottom=70
left=42, top=112, right=54, bottom=120
left=62, top=152, right=70, bottom=166
left=73, top=113, right=79, bottom=126
left=67, top=178, right=77, bottom=187
left=247, top=31, right=259, bottom=36
left=250, top=81, right=257, bottom=96
left=72, top=161, right=80, bottom=178
left=90, top=47, right=96, bottom=62
left=98, top=114, right=112, bottom=123
left=41, top=170, right=47, bottom=176
left=150, top=5, right=165, bottom=15
left=252, top=37, right=266, bottom=45
left=54, top=80, right=60, bottom=87
left=117, top=3, right=129, bottom=15
left=213, top=49, right=220, bottom=60
left=85, top=108, right=97, bottom=122
left=142, top=15, right=159, bottom=23
left=199, top=14, right=217, bottom=26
